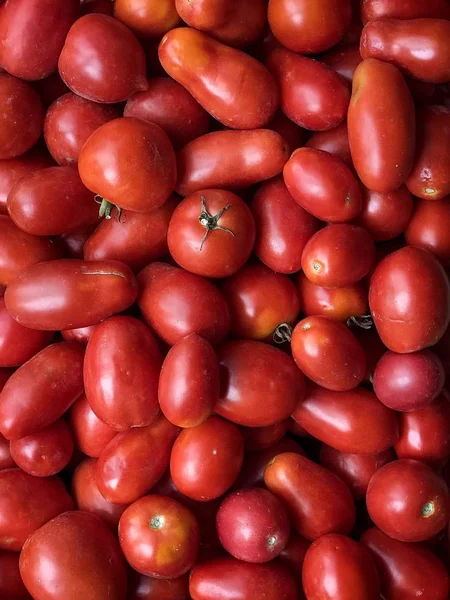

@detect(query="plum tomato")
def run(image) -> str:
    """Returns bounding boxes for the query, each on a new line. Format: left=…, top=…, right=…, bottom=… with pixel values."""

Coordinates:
left=69, top=394, right=116, bottom=457
left=361, top=0, right=450, bottom=22
left=127, top=571, right=190, bottom=600
left=0, top=550, right=31, bottom=600
left=62, top=325, right=96, bottom=346
left=0, top=433, right=15, bottom=470
left=358, top=185, right=413, bottom=241
left=267, top=110, right=307, bottom=154
left=278, top=533, right=310, bottom=595
left=240, top=420, right=289, bottom=452
left=405, top=196, right=450, bottom=266
left=56, top=223, right=98, bottom=259
left=114, top=0, right=180, bottom=39
left=321, top=44, right=363, bottom=84
left=305, top=122, right=352, bottom=167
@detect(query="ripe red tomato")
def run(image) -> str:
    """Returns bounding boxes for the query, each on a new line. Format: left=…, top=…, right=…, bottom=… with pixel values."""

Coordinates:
left=358, top=185, right=413, bottom=241
left=267, top=110, right=307, bottom=154
left=361, top=0, right=450, bottom=22
left=278, top=533, right=310, bottom=595
left=0, top=433, right=15, bottom=470
left=321, top=44, right=363, bottom=83
left=57, top=223, right=98, bottom=259
left=0, top=550, right=32, bottom=600
left=405, top=196, right=450, bottom=266
left=114, top=0, right=180, bottom=38
left=69, top=394, right=116, bottom=457
left=306, top=122, right=352, bottom=166
left=240, top=420, right=289, bottom=452
left=127, top=571, right=190, bottom=600
left=61, top=325, right=96, bottom=346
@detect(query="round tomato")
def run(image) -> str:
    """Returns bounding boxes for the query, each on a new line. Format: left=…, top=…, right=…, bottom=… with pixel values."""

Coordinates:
left=114, top=0, right=181, bottom=38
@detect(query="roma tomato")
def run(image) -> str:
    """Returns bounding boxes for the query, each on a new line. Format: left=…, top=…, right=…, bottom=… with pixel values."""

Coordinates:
left=170, top=416, right=244, bottom=501
left=358, top=185, right=413, bottom=241
left=158, top=334, right=219, bottom=428
left=405, top=196, right=450, bottom=266
left=361, top=0, right=450, bottom=22
left=292, top=384, right=399, bottom=454
left=0, top=469, right=73, bottom=551
left=119, top=495, right=200, bottom=578
left=0, top=341, right=84, bottom=440
left=127, top=571, right=190, bottom=600
left=5, top=258, right=138, bottom=330
left=0, top=551, right=31, bottom=600
left=348, top=59, right=415, bottom=192
left=264, top=453, right=355, bottom=540
left=62, top=325, right=96, bottom=345
left=216, top=340, right=305, bottom=427
left=369, top=246, right=450, bottom=352
left=240, top=420, right=289, bottom=452
left=57, top=223, right=98, bottom=259
left=58, top=14, right=147, bottom=103
left=302, top=534, right=381, bottom=600
left=114, top=0, right=180, bottom=38
left=267, top=110, right=307, bottom=154
left=366, top=459, right=449, bottom=542
left=306, top=122, right=352, bottom=167
left=321, top=44, right=363, bottom=84
left=19, top=511, right=127, bottom=600
left=69, top=394, right=116, bottom=457
left=168, top=190, right=255, bottom=278
left=175, top=130, right=289, bottom=197
left=0, top=433, right=15, bottom=470
left=158, top=28, right=278, bottom=130
left=138, top=262, right=230, bottom=346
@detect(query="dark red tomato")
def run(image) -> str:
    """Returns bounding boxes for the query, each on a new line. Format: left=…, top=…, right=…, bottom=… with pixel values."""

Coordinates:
left=322, top=45, right=362, bottom=83
left=0, top=468, right=73, bottom=551
left=268, top=0, right=352, bottom=54
left=361, top=0, right=450, bottom=22
left=0, top=74, right=43, bottom=159
left=369, top=247, right=450, bottom=352
left=124, top=77, right=210, bottom=150
left=62, top=325, right=96, bottom=345
left=189, top=557, right=297, bottom=600
left=361, top=526, right=450, bottom=600
left=319, top=445, right=395, bottom=500
left=159, top=334, right=219, bottom=428
left=216, top=340, right=305, bottom=427
left=5, top=259, right=138, bottom=330
left=366, top=459, right=449, bottom=542
left=216, top=488, right=290, bottom=563
left=20, top=511, right=127, bottom=600
left=291, top=316, right=366, bottom=391
left=373, top=349, right=445, bottom=411
left=301, top=225, right=375, bottom=288
left=264, top=453, right=355, bottom=540
left=251, top=177, right=320, bottom=274
left=289, top=419, right=313, bottom=437
left=0, top=369, right=12, bottom=393
left=279, top=533, right=310, bottom=596
left=406, top=196, right=450, bottom=266
left=80, top=0, right=114, bottom=16
left=0, top=433, right=14, bottom=470
left=241, top=420, right=289, bottom=452
left=283, top=148, right=361, bottom=222
left=0, top=342, right=84, bottom=440
left=267, top=49, right=350, bottom=131
left=44, top=92, right=119, bottom=165
left=358, top=185, right=413, bottom=241
left=127, top=571, right=190, bottom=600
left=34, top=71, right=70, bottom=107
left=292, top=384, right=399, bottom=454
left=58, top=14, right=147, bottom=103
left=306, top=123, right=352, bottom=167
left=348, top=59, right=415, bottom=193
left=57, top=222, right=98, bottom=259
left=168, top=190, right=255, bottom=278
left=96, top=414, right=179, bottom=504
left=302, top=534, right=381, bottom=600
left=119, top=495, right=200, bottom=578
left=69, top=394, right=115, bottom=457
left=222, top=264, right=300, bottom=340
left=138, top=262, right=230, bottom=346
left=114, top=0, right=180, bottom=38
left=170, top=416, right=243, bottom=501
left=266, top=111, right=307, bottom=154
left=0, top=551, right=31, bottom=600
left=434, top=323, right=450, bottom=379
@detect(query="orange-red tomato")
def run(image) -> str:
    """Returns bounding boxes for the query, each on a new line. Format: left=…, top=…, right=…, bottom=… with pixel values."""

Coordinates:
left=114, top=0, right=180, bottom=38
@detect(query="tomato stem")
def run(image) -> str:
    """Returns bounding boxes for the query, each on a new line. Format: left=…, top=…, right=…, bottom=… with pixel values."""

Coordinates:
left=273, top=323, right=293, bottom=344
left=347, top=315, right=373, bottom=330
left=198, top=195, right=235, bottom=250
left=95, top=195, right=122, bottom=221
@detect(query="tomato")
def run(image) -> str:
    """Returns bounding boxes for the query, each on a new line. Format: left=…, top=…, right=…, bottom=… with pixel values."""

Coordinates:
left=80, top=0, right=114, bottom=15
left=0, top=551, right=31, bottom=599
left=302, top=534, right=381, bottom=600
left=251, top=177, right=320, bottom=274
left=278, top=533, right=310, bottom=596
left=348, top=59, right=415, bottom=192
left=0, top=468, right=73, bottom=551
left=306, top=122, right=352, bottom=167
left=96, top=414, right=179, bottom=504
left=406, top=196, right=450, bottom=266
left=366, top=459, right=449, bottom=542
left=267, top=110, right=307, bottom=154
left=58, top=14, right=147, bottom=103
left=56, top=223, right=97, bottom=259
left=373, top=349, right=445, bottom=411
left=0, top=341, right=84, bottom=440
left=292, top=384, right=399, bottom=454
left=0, top=433, right=15, bottom=470
left=168, top=190, right=255, bottom=278
left=189, top=557, right=297, bottom=600
left=216, top=340, right=305, bottom=427
left=268, top=0, right=352, bottom=54
left=170, top=416, right=243, bottom=501
left=114, top=0, right=180, bottom=38
left=301, top=224, right=375, bottom=288
left=158, top=28, right=278, bottom=130
left=127, top=571, right=190, bottom=600
left=20, top=511, right=127, bottom=600
left=62, top=325, right=96, bottom=345
left=69, top=394, right=115, bottom=457
left=0, top=369, right=12, bottom=393
left=361, top=526, right=450, bottom=600
left=44, top=93, right=119, bottom=165
left=124, top=78, right=210, bottom=150
left=240, top=420, right=289, bottom=452
left=369, top=246, right=450, bottom=352
left=138, top=262, right=230, bottom=346
left=175, top=130, right=289, bottom=197
left=5, top=259, right=138, bottom=330
left=158, top=334, right=219, bottom=428
left=322, top=44, right=363, bottom=83
left=357, top=185, right=413, bottom=241
left=361, top=0, right=450, bottom=22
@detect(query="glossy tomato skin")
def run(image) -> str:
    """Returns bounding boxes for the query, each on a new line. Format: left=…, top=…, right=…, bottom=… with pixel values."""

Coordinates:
left=57, top=222, right=97, bottom=259
left=293, top=384, right=399, bottom=454
left=216, top=340, right=305, bottom=427
left=369, top=246, right=450, bottom=352
left=138, top=263, right=230, bottom=346
left=240, top=420, right=289, bottom=452
left=278, top=533, right=310, bottom=595
left=127, top=571, right=190, bottom=600
left=406, top=196, right=450, bottom=266
left=170, top=416, right=244, bottom=501
left=71, top=391, right=114, bottom=455
left=114, top=0, right=180, bottom=38
left=0, top=369, right=12, bottom=393
left=302, top=534, right=381, bottom=600
left=366, top=459, right=449, bottom=542
left=0, top=342, right=84, bottom=440
left=361, top=526, right=450, bottom=600
left=358, top=185, right=413, bottom=241
left=5, top=258, right=138, bottom=330
left=62, top=325, right=96, bottom=345
left=321, top=44, right=363, bottom=83
left=0, top=551, right=31, bottom=600
left=96, top=414, right=179, bottom=504
left=0, top=433, right=15, bottom=470
left=158, top=28, right=278, bottom=130
left=0, top=468, right=73, bottom=551
left=158, top=334, right=219, bottom=428
left=361, top=0, right=450, bottom=22
left=305, top=122, right=352, bottom=167
left=175, top=130, right=289, bottom=197
left=348, top=59, right=415, bottom=192
left=267, top=110, right=307, bottom=154
left=19, top=511, right=127, bottom=600
left=80, top=0, right=114, bottom=15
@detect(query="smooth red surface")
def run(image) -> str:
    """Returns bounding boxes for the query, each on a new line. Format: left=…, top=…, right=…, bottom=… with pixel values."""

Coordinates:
left=306, top=122, right=352, bottom=167
left=0, top=551, right=32, bottom=600
left=114, top=0, right=180, bottom=38
left=322, top=44, right=362, bottom=83
left=127, top=571, right=190, bottom=600
left=69, top=394, right=116, bottom=457
left=358, top=185, right=413, bottom=241
left=406, top=196, right=450, bottom=266
left=361, top=0, right=450, bottom=22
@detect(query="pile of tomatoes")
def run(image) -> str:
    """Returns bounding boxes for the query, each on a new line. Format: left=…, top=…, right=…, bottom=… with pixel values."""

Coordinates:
left=0, top=0, right=450, bottom=598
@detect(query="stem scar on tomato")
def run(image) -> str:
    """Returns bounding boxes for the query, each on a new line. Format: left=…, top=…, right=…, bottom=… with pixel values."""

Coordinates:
left=198, top=195, right=235, bottom=250
left=273, top=323, right=293, bottom=344
left=95, top=195, right=122, bottom=222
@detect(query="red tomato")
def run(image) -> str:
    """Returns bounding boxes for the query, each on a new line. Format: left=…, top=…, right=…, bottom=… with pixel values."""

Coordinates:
left=278, top=533, right=310, bottom=596
left=358, top=185, right=413, bottom=241
left=57, top=222, right=98, bottom=259
left=267, top=110, right=307, bottom=154
left=0, top=433, right=15, bottom=470
left=80, top=0, right=114, bottom=15
left=361, top=0, right=450, bottom=22
left=0, top=551, right=32, bottom=600
left=0, top=369, right=12, bottom=393
left=405, top=196, right=450, bottom=266
left=114, top=0, right=180, bottom=38
left=366, top=459, right=449, bottom=542
left=19, top=511, right=127, bottom=600
left=321, top=44, right=363, bottom=83
left=158, top=334, right=219, bottom=428
left=240, top=420, right=289, bottom=452
left=69, top=394, right=116, bottom=457
left=61, top=325, right=96, bottom=345
left=127, top=571, right=190, bottom=600
left=306, top=122, right=352, bottom=167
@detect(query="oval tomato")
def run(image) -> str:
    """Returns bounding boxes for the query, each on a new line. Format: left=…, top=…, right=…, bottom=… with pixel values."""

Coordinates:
left=306, top=122, right=352, bottom=166
left=114, top=0, right=180, bottom=38
left=267, top=110, right=307, bottom=154
left=0, top=433, right=15, bottom=470
left=361, top=0, right=450, bottom=22
left=240, top=420, right=289, bottom=452
left=127, top=571, right=190, bottom=600
left=57, top=223, right=98, bottom=259
left=358, top=185, right=413, bottom=241
left=322, top=44, right=363, bottom=83
left=405, top=196, right=450, bottom=266
left=62, top=325, right=96, bottom=345
left=69, top=394, right=116, bottom=457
